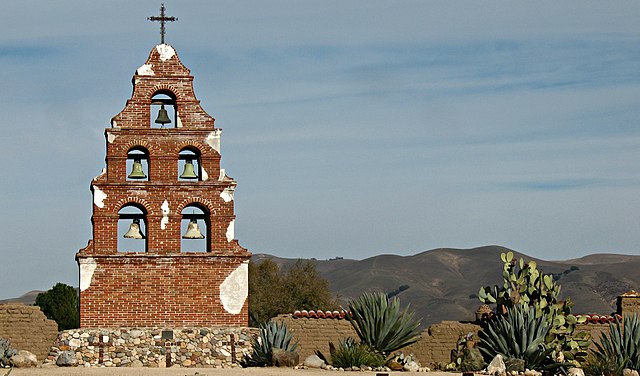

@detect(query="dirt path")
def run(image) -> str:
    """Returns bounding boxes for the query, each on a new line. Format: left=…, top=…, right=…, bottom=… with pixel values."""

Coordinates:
left=8, top=367, right=460, bottom=376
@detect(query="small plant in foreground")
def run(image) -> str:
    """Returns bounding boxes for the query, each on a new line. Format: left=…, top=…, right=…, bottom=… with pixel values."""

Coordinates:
left=241, top=320, right=298, bottom=367
left=583, top=353, right=626, bottom=376
left=0, top=337, right=17, bottom=367
left=478, top=304, right=553, bottom=370
left=345, top=291, right=421, bottom=356
left=330, top=338, right=385, bottom=369
left=590, top=314, right=640, bottom=374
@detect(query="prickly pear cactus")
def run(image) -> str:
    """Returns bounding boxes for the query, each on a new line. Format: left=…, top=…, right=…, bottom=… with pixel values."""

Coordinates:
left=0, top=337, right=17, bottom=367
left=478, top=251, right=590, bottom=367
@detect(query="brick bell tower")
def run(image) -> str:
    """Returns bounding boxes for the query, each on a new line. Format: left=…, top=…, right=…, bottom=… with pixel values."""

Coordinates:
left=76, top=35, right=251, bottom=327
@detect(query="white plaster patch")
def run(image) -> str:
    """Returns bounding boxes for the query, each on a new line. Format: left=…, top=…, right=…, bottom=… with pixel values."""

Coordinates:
left=201, top=166, right=209, bottom=181
left=226, top=219, right=235, bottom=242
left=107, top=132, right=117, bottom=143
left=79, top=257, right=97, bottom=292
left=136, top=64, right=155, bottom=76
left=93, top=186, right=107, bottom=208
left=220, top=187, right=235, bottom=202
left=160, top=200, right=170, bottom=230
left=156, top=44, right=175, bottom=61
left=176, top=115, right=183, bottom=128
left=111, top=119, right=119, bottom=128
left=219, top=261, right=248, bottom=314
left=205, top=130, right=222, bottom=153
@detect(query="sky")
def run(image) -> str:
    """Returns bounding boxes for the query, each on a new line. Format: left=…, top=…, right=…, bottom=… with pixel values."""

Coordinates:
left=1, top=1, right=640, bottom=299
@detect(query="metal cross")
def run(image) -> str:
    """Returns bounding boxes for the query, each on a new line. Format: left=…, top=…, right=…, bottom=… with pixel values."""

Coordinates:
left=148, top=4, right=177, bottom=44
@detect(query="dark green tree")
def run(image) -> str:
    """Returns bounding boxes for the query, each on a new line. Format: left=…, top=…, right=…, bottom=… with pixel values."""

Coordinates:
left=248, top=259, right=336, bottom=327
left=35, top=283, right=79, bottom=331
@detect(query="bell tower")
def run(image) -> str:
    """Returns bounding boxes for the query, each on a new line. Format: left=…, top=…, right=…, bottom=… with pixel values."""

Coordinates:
left=76, top=36, right=251, bottom=327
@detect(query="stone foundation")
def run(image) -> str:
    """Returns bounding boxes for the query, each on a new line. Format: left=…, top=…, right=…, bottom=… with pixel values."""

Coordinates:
left=44, top=327, right=258, bottom=368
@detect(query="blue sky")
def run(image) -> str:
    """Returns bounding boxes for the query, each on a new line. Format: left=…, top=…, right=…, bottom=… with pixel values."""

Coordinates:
left=1, top=1, right=639, bottom=299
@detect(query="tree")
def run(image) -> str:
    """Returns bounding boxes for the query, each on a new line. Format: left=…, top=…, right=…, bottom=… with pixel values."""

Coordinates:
left=35, top=283, right=79, bottom=331
left=248, top=259, right=336, bottom=327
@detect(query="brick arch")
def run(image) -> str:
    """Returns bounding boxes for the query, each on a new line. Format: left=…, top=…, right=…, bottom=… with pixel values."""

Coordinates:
left=174, top=141, right=216, bottom=158
left=175, top=197, right=216, bottom=216
left=114, top=197, right=154, bottom=215
left=145, top=84, right=181, bottom=102
left=123, top=140, right=159, bottom=156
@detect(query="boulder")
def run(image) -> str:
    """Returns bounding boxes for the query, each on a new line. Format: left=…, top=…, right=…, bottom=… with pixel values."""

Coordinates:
left=130, top=359, right=144, bottom=367
left=623, top=369, right=639, bottom=376
left=272, top=348, right=299, bottom=367
left=486, top=354, right=506, bottom=376
left=504, top=358, right=525, bottom=373
left=304, top=354, right=325, bottom=368
left=461, top=347, right=484, bottom=371
left=388, top=360, right=404, bottom=371
left=404, top=360, right=421, bottom=372
left=568, top=368, right=585, bottom=376
left=56, top=350, right=78, bottom=367
left=10, top=350, right=38, bottom=368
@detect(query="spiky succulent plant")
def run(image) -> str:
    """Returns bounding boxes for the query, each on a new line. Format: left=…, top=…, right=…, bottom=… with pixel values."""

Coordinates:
left=240, top=320, right=298, bottom=367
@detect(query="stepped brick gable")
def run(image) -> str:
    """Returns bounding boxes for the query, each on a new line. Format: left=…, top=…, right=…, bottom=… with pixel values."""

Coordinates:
left=76, top=44, right=251, bottom=328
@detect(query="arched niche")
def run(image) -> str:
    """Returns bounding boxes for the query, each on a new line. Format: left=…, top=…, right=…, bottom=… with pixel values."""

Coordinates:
left=126, top=147, right=149, bottom=181
left=118, top=204, right=148, bottom=252
left=178, top=147, right=202, bottom=181
left=150, top=91, right=177, bottom=128
left=180, top=204, right=209, bottom=253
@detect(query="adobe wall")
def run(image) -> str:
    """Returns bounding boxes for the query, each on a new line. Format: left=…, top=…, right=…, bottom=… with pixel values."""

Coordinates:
left=0, top=303, right=58, bottom=363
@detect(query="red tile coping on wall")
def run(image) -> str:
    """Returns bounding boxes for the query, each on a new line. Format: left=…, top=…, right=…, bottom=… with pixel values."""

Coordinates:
left=291, top=310, right=351, bottom=319
left=575, top=314, right=622, bottom=324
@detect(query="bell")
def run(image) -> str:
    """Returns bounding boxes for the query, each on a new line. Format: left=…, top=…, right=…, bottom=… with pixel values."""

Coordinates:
left=180, top=159, right=198, bottom=179
left=182, top=219, right=205, bottom=239
left=128, top=159, right=147, bottom=179
left=154, top=104, right=172, bottom=126
left=123, top=218, right=145, bottom=239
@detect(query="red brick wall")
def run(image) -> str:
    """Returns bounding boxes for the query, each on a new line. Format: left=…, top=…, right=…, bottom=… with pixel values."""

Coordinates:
left=77, top=44, right=250, bottom=328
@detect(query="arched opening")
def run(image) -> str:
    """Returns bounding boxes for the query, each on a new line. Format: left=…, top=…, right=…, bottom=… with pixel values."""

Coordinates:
left=150, top=91, right=177, bottom=128
left=126, top=147, right=149, bottom=181
left=118, top=204, right=148, bottom=252
left=178, top=148, right=202, bottom=181
left=180, top=205, right=209, bottom=252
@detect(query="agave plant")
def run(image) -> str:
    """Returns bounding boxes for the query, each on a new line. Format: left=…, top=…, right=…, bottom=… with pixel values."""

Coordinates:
left=0, top=337, right=17, bottom=367
left=591, top=314, right=640, bottom=372
left=478, top=304, right=553, bottom=370
left=345, top=291, right=421, bottom=356
left=241, top=320, right=298, bottom=367
left=330, top=337, right=385, bottom=368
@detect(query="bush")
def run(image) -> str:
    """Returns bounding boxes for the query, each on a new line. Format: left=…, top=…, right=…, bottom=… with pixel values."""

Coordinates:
left=589, top=314, right=640, bottom=374
left=330, top=338, right=385, bottom=368
left=35, top=282, right=79, bottom=330
left=345, top=291, right=421, bottom=356
left=241, top=320, right=298, bottom=367
left=0, top=337, right=17, bottom=367
left=478, top=304, right=553, bottom=370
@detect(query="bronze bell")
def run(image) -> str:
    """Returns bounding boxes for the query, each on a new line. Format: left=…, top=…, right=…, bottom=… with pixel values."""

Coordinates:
left=180, top=159, right=198, bottom=179
left=154, top=104, right=171, bottom=126
left=182, top=219, right=205, bottom=239
left=128, top=159, right=147, bottom=179
left=123, top=218, right=145, bottom=239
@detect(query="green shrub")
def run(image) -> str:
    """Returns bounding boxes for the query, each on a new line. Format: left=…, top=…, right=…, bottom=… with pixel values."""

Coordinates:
left=478, top=304, right=553, bottom=370
left=345, top=291, right=421, bottom=356
left=590, top=314, right=640, bottom=373
left=330, top=338, right=385, bottom=368
left=583, top=353, right=626, bottom=376
left=0, top=337, right=17, bottom=367
left=241, top=320, right=298, bottom=367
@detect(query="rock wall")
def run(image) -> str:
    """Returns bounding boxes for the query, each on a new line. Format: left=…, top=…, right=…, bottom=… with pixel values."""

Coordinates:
left=0, top=303, right=58, bottom=363
left=44, top=327, right=258, bottom=368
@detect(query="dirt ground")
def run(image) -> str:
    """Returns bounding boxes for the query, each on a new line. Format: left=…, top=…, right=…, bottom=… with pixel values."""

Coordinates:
left=7, top=367, right=461, bottom=376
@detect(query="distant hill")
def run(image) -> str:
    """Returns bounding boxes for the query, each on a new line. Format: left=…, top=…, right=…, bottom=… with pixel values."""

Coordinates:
left=0, top=290, right=42, bottom=305
left=252, top=246, right=640, bottom=326
left=4, top=246, right=638, bottom=327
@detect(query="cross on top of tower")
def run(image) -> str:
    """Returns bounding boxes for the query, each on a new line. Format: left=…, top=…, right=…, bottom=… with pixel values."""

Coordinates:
left=148, top=4, right=177, bottom=44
